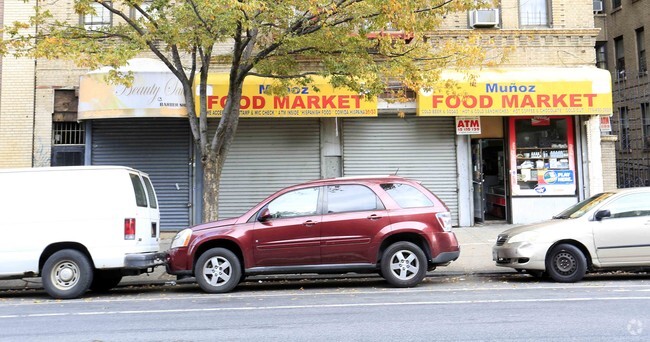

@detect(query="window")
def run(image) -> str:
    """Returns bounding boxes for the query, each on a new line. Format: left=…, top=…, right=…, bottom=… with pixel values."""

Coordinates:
left=130, top=0, right=152, bottom=20
left=619, top=106, right=631, bottom=151
left=83, top=2, right=112, bottom=30
left=130, top=174, right=148, bottom=207
left=596, top=42, right=608, bottom=69
left=611, top=0, right=621, bottom=9
left=381, top=183, right=434, bottom=208
left=602, top=193, right=650, bottom=219
left=143, top=176, right=158, bottom=209
left=509, top=116, right=576, bottom=196
left=642, top=103, right=650, bottom=149
left=519, top=0, right=549, bottom=26
left=266, top=187, right=319, bottom=219
left=326, top=185, right=383, bottom=213
left=636, top=27, right=647, bottom=74
left=614, top=36, right=626, bottom=79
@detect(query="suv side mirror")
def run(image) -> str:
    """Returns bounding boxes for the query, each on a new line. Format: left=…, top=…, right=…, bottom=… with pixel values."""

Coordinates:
left=258, top=208, right=272, bottom=222
left=594, top=209, right=611, bottom=221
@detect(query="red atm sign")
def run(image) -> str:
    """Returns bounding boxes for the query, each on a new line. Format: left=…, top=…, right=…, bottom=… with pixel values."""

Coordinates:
left=456, top=116, right=481, bottom=135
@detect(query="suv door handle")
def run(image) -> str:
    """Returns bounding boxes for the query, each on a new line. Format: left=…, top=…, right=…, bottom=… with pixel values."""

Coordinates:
left=303, top=220, right=317, bottom=227
left=367, top=214, right=382, bottom=220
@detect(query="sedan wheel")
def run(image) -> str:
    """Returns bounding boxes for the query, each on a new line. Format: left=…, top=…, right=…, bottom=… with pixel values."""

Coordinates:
left=195, top=248, right=241, bottom=293
left=546, top=244, right=587, bottom=283
left=381, top=241, right=427, bottom=288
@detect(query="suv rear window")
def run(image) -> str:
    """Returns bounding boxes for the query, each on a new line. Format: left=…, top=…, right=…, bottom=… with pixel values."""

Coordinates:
left=381, top=183, right=434, bottom=208
left=130, top=174, right=148, bottom=207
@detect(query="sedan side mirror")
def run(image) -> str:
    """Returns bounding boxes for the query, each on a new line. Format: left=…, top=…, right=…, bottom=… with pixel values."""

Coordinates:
left=594, top=209, right=611, bottom=221
left=258, top=208, right=273, bottom=223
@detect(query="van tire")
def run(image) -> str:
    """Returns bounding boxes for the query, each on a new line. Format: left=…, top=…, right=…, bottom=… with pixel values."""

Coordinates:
left=195, top=248, right=241, bottom=293
left=42, top=249, right=93, bottom=299
left=90, top=269, right=123, bottom=292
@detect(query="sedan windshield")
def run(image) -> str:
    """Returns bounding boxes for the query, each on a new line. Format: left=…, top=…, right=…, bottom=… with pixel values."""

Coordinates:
left=553, top=192, right=616, bottom=219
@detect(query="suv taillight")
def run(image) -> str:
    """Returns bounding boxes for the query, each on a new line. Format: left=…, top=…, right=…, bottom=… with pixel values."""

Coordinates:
left=435, top=212, right=452, bottom=232
left=125, top=218, right=136, bottom=240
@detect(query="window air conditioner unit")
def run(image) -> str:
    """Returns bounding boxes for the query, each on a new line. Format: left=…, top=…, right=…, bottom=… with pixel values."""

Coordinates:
left=469, top=9, right=500, bottom=28
left=593, top=0, right=603, bottom=12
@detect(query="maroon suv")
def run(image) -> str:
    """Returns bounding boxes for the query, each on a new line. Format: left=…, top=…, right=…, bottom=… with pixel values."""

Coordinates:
left=166, top=176, right=460, bottom=293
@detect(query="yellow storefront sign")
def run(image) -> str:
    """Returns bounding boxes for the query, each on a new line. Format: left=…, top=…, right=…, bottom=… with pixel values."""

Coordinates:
left=417, top=68, right=613, bottom=116
left=200, top=74, right=377, bottom=117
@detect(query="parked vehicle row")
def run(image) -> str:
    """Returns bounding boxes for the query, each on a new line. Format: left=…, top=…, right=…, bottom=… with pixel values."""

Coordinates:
left=2, top=166, right=649, bottom=299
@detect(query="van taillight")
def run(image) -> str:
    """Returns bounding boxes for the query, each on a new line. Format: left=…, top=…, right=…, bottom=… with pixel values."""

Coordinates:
left=124, top=218, right=136, bottom=240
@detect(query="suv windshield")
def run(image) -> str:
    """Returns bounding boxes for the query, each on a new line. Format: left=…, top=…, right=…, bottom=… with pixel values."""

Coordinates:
left=553, top=192, right=615, bottom=219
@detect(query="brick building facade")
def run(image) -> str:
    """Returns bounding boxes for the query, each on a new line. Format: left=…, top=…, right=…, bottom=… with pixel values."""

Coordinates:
left=0, top=1, right=618, bottom=227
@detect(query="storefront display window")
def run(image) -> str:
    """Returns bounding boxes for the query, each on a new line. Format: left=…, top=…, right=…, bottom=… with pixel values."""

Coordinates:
left=508, top=116, right=576, bottom=196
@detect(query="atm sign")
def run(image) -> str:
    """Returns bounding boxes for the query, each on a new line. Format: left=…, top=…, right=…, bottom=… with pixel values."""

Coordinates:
left=456, top=116, right=481, bottom=135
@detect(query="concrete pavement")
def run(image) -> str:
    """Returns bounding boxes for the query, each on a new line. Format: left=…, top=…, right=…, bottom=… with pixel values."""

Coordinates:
left=0, top=223, right=515, bottom=292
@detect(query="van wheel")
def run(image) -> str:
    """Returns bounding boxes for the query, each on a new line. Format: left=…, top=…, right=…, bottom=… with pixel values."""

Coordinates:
left=42, top=250, right=93, bottom=299
left=381, top=242, right=427, bottom=288
left=546, top=244, right=587, bottom=283
left=90, top=269, right=123, bottom=292
left=195, top=248, right=241, bottom=293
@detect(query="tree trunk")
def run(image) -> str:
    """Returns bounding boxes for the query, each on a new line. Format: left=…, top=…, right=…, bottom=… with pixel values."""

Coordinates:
left=201, top=150, right=226, bottom=222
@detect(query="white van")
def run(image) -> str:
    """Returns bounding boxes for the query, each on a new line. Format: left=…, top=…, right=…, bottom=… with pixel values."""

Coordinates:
left=0, top=166, right=164, bottom=299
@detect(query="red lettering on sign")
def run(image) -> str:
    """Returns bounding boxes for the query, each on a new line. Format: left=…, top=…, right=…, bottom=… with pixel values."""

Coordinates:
left=307, top=96, right=321, bottom=109
left=583, top=93, right=597, bottom=106
left=338, top=96, right=349, bottom=109
left=569, top=94, right=581, bottom=107
left=479, top=96, right=493, bottom=108
left=502, top=95, right=518, bottom=108
left=552, top=94, right=567, bottom=107
left=291, top=96, right=306, bottom=109
left=537, top=94, right=550, bottom=107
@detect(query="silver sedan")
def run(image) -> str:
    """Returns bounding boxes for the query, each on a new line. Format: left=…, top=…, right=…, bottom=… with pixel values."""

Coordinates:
left=493, top=187, right=650, bottom=282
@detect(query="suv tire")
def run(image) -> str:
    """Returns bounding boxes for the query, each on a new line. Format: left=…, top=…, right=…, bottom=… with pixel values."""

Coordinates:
left=42, top=249, right=93, bottom=299
left=195, top=248, right=241, bottom=293
left=381, top=241, right=427, bottom=287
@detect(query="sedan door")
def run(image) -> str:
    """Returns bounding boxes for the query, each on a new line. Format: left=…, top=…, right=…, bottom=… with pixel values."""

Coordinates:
left=593, top=192, right=650, bottom=265
left=253, top=187, right=322, bottom=267
left=320, top=185, right=389, bottom=264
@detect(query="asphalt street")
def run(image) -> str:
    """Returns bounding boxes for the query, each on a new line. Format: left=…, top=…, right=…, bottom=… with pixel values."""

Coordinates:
left=1, top=273, right=649, bottom=341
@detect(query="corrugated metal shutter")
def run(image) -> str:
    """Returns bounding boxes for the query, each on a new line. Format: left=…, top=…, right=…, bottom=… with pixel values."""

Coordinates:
left=342, top=117, right=459, bottom=225
left=217, top=119, right=321, bottom=219
left=91, top=119, right=192, bottom=231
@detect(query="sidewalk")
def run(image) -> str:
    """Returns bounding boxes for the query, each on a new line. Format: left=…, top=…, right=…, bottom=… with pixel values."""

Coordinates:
left=0, top=224, right=513, bottom=291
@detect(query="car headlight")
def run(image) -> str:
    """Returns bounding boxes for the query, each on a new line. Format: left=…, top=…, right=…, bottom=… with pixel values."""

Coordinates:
left=170, top=228, right=193, bottom=249
left=507, top=231, right=540, bottom=244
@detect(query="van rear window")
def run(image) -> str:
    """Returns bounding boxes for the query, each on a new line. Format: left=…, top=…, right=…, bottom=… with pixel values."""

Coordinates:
left=130, top=174, right=148, bottom=207
left=143, top=176, right=158, bottom=209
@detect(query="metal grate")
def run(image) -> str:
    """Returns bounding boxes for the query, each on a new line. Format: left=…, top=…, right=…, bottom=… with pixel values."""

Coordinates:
left=52, top=122, right=85, bottom=145
left=611, top=71, right=650, bottom=188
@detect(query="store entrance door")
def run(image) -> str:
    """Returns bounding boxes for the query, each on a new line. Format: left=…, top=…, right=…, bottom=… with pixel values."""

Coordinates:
left=472, top=139, right=508, bottom=223
left=472, top=140, right=485, bottom=222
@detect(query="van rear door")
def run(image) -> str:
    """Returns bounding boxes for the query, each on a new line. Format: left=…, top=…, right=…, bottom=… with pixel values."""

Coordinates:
left=128, top=172, right=160, bottom=252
